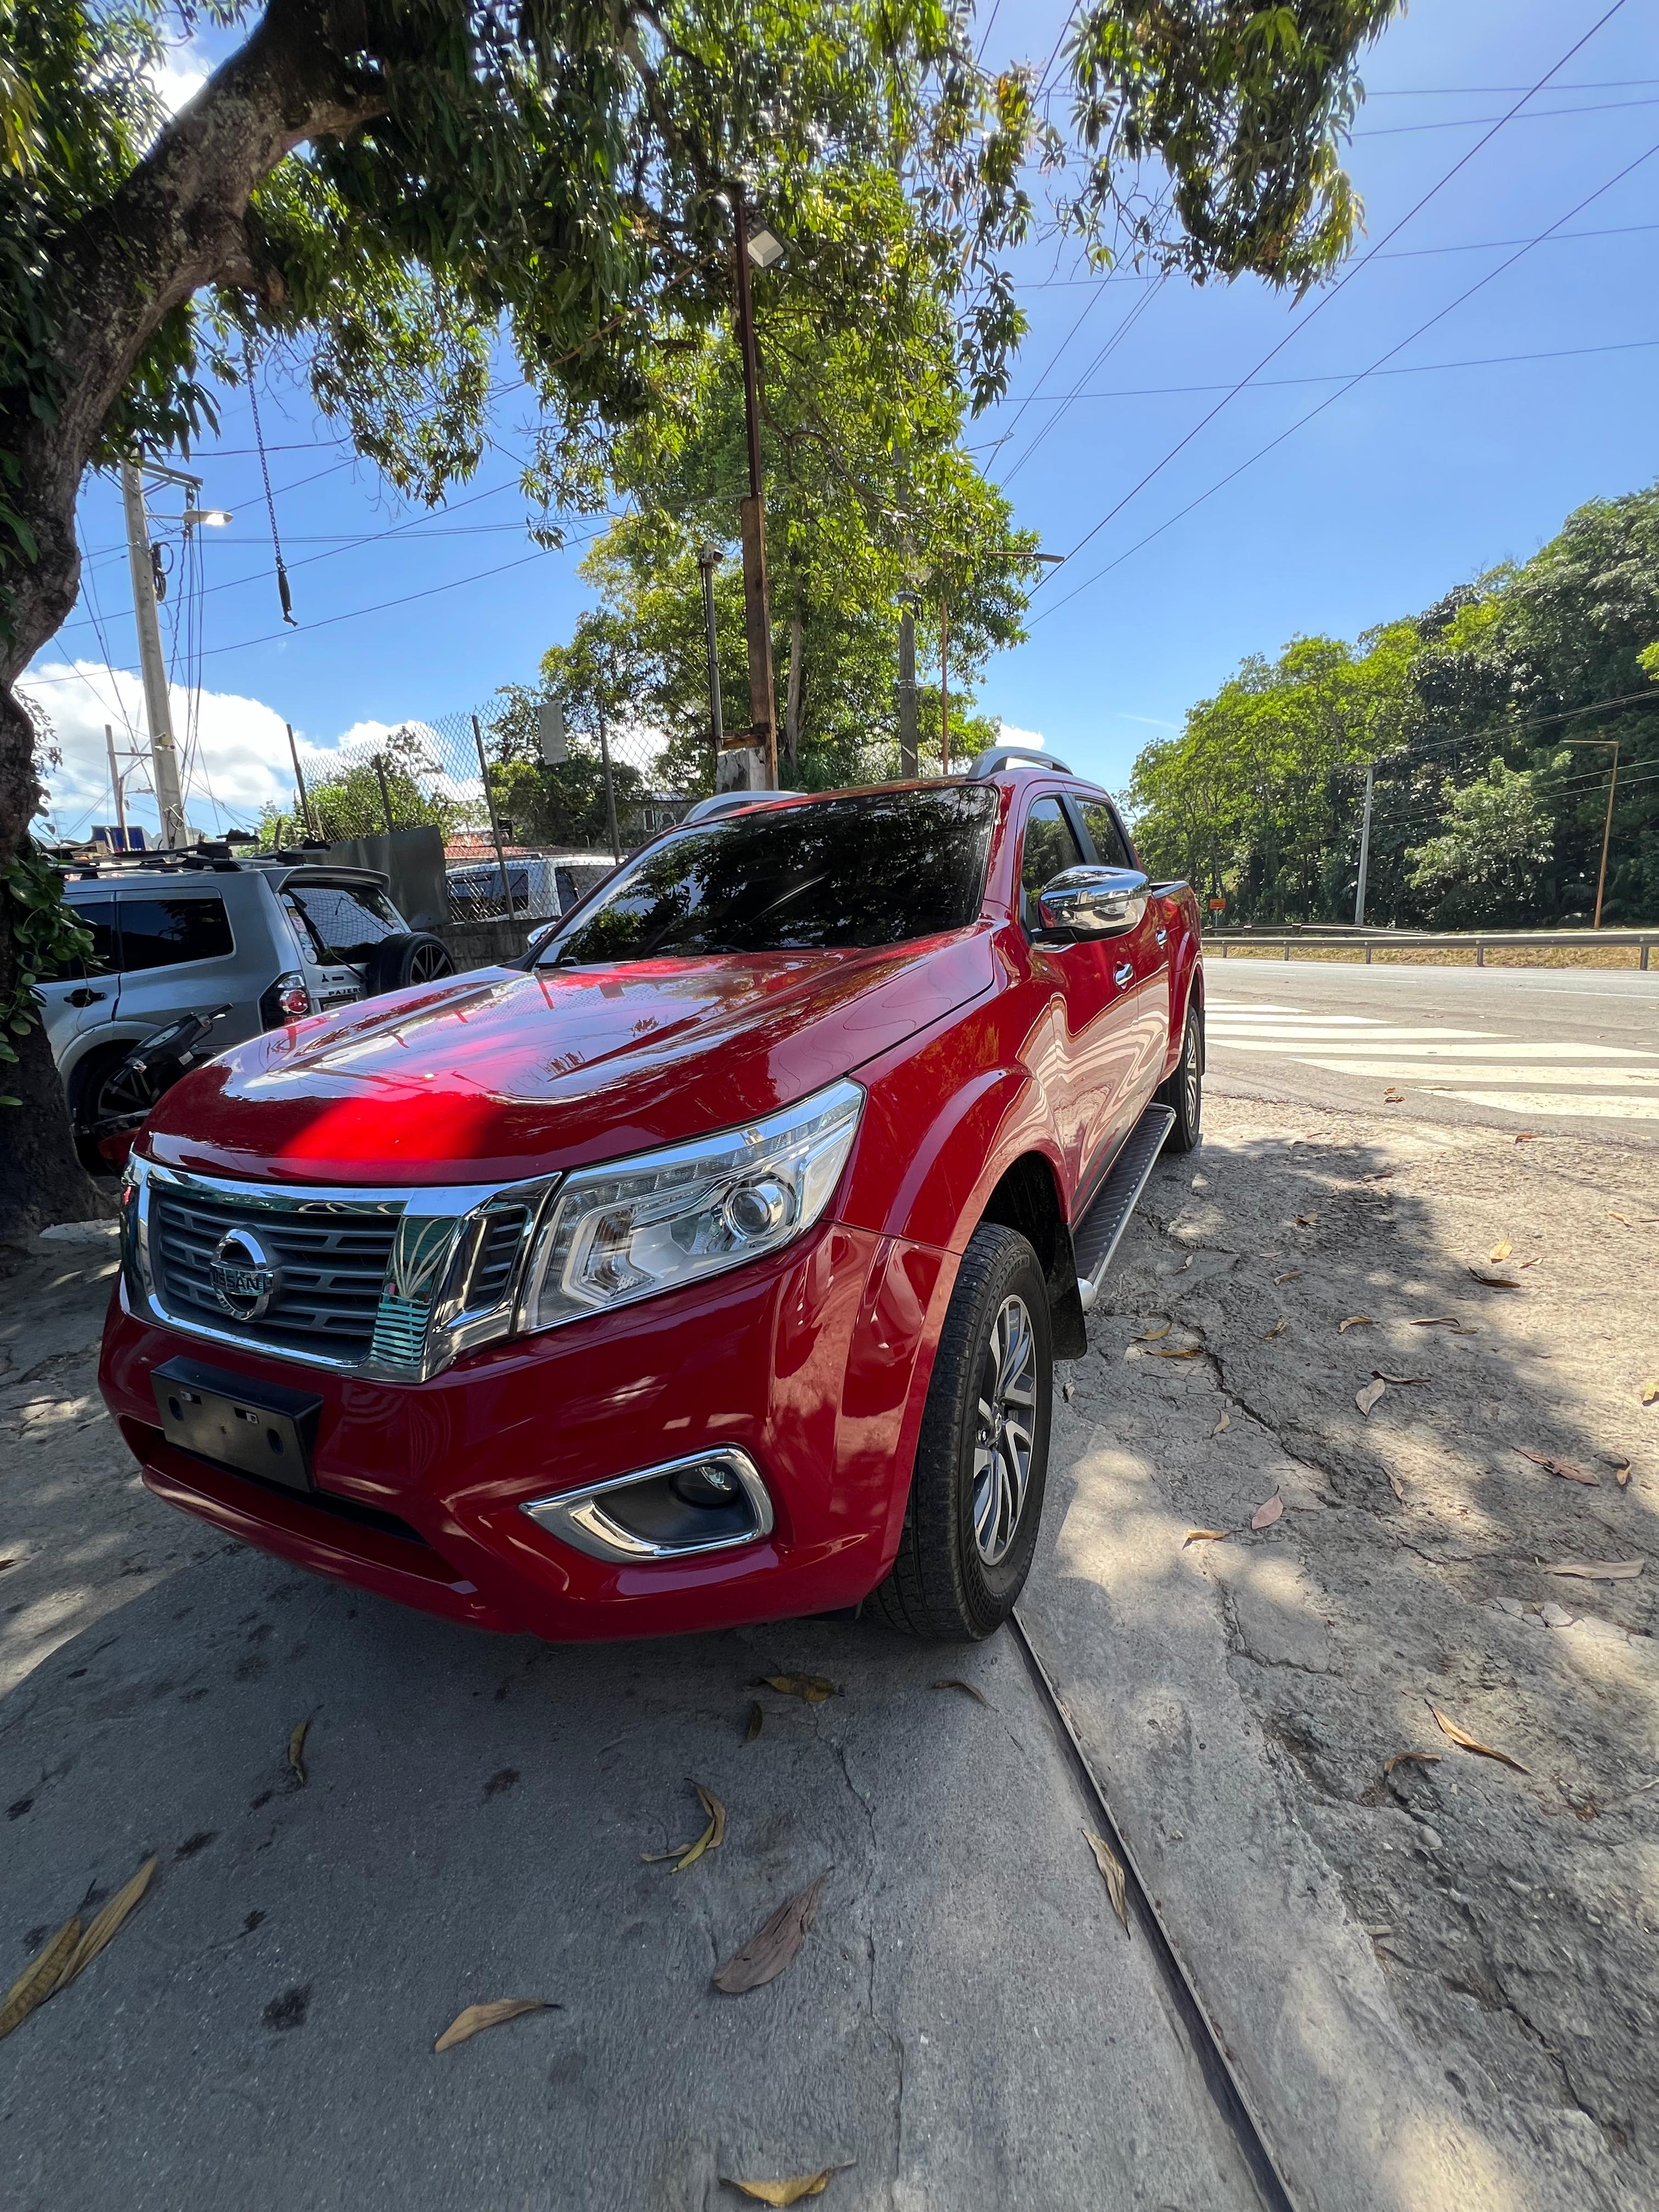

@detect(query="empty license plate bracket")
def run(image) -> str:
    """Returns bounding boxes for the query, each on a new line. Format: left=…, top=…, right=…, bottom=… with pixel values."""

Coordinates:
left=152, top=1356, right=321, bottom=1494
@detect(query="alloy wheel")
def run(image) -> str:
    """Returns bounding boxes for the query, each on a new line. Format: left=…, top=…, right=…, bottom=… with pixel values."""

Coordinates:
left=972, top=1294, right=1037, bottom=1566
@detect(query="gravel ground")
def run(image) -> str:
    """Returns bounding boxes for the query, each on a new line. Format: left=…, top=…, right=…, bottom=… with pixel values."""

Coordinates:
left=1024, top=1095, right=1659, bottom=2212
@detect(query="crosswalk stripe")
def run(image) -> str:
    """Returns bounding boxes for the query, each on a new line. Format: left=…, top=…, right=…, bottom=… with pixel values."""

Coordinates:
left=1433, top=1091, right=1659, bottom=1121
left=1301, top=1062, right=1659, bottom=1086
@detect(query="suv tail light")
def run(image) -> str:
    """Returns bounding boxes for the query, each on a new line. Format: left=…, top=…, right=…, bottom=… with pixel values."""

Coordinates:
left=259, top=971, right=312, bottom=1028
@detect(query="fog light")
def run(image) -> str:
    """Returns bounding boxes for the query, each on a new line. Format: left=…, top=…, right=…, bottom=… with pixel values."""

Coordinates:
left=671, top=1457, right=742, bottom=1508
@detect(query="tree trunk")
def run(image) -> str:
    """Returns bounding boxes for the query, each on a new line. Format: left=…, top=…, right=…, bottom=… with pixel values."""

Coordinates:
left=0, top=0, right=383, bottom=1241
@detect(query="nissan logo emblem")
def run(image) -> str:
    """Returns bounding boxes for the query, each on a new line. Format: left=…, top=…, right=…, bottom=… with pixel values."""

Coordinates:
left=208, top=1226, right=282, bottom=1320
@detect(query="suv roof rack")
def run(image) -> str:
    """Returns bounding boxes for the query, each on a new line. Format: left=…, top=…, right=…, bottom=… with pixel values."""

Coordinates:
left=967, top=744, right=1074, bottom=778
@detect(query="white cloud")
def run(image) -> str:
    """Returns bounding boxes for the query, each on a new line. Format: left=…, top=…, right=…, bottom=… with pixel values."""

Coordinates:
left=997, top=721, right=1046, bottom=749
left=19, top=662, right=390, bottom=839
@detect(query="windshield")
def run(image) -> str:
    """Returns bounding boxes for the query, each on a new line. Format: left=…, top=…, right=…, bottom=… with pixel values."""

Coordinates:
left=539, top=787, right=997, bottom=967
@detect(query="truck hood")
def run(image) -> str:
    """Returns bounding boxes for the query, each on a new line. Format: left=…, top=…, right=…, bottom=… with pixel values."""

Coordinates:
left=142, top=933, right=997, bottom=1186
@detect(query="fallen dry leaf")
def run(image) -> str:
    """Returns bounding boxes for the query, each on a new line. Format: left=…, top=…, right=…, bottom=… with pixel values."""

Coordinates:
left=714, top=1874, right=826, bottom=1995
left=1356, top=1378, right=1388, bottom=1417
left=1519, top=1256, right=1542, bottom=1268
left=1251, top=1492, right=1284, bottom=1531
left=1610, top=1457, right=1632, bottom=1489
left=1133, top=1318, right=1173, bottom=1342
left=932, top=1678, right=989, bottom=1706
left=58, top=1857, right=157, bottom=1990
left=1212, top=1408, right=1231, bottom=1435
left=433, top=1999, right=554, bottom=2052
left=1609, top=1211, right=1630, bottom=1227
left=1272, top=1270, right=1301, bottom=1284
left=1183, top=1528, right=1228, bottom=1547
left=1428, top=1703, right=1530, bottom=1775
left=1338, top=1316, right=1374, bottom=1333
left=0, top=1918, right=81, bottom=2044
left=1373, top=1371, right=1428, bottom=1387
left=1641, top=1379, right=1659, bottom=1408
left=720, top=2168, right=851, bottom=2205
left=642, top=1781, right=727, bottom=1871
left=1517, top=1448, right=1598, bottom=1487
left=1383, top=1088, right=1405, bottom=1104
left=745, top=1701, right=764, bottom=1743
left=1084, top=1831, right=1130, bottom=1936
left=1544, top=1560, right=1644, bottom=1582
left=287, top=1720, right=308, bottom=1787
left=755, top=1675, right=840, bottom=1703
left=1262, top=1318, right=1287, bottom=1341
left=1294, top=1212, right=1319, bottom=1228
left=1144, top=1345, right=1204, bottom=1360
left=1488, top=1238, right=1513, bottom=1263
left=1468, top=1267, right=1521, bottom=1289
left=1409, top=1316, right=1465, bottom=1330
left=1382, top=1751, right=1442, bottom=1778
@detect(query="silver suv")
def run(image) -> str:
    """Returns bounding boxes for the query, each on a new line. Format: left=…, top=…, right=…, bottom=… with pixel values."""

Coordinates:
left=43, top=855, right=453, bottom=1170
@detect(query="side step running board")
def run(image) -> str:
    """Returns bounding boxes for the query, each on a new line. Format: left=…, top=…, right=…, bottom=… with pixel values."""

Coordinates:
left=1073, top=1104, right=1176, bottom=1313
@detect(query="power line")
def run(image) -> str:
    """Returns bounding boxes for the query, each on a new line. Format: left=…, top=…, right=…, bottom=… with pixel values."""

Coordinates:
left=1009, top=219, right=1659, bottom=286
left=1354, top=92, right=1659, bottom=137
left=983, top=332, right=1659, bottom=410
left=1031, top=134, right=1659, bottom=624
left=1034, top=0, right=1633, bottom=587
left=998, top=275, right=1168, bottom=483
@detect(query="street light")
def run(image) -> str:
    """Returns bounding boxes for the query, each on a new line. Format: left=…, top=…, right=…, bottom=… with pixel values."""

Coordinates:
left=727, top=179, right=782, bottom=791
left=745, top=225, right=786, bottom=271
left=181, top=507, right=233, bottom=530
left=696, top=541, right=725, bottom=765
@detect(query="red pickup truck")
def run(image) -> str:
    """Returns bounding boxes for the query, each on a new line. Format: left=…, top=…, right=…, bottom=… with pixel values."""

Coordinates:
left=100, top=753, right=1203, bottom=1644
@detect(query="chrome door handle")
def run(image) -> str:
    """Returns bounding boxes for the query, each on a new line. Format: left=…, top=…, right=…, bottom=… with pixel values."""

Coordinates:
left=1113, top=962, right=1133, bottom=989
left=66, top=987, right=106, bottom=1007
left=1154, top=927, right=1167, bottom=945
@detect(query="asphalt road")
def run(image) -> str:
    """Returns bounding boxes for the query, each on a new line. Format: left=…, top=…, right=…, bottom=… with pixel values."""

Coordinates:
left=1204, top=960, right=1659, bottom=1145
left=0, top=1236, right=1259, bottom=2212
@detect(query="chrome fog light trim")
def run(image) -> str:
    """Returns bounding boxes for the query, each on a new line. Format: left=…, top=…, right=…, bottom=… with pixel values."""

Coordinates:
left=521, top=1448, right=774, bottom=1563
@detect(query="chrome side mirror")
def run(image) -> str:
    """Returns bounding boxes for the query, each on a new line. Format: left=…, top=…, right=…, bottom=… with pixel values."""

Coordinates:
left=1037, top=865, right=1149, bottom=939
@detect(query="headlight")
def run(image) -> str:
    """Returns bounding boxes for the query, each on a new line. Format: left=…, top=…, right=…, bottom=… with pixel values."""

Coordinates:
left=517, top=1077, right=864, bottom=1335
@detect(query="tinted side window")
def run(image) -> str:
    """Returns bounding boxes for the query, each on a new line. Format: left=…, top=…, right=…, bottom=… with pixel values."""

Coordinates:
left=1020, top=798, right=1085, bottom=929
left=61, top=896, right=116, bottom=977
left=1080, top=800, right=1133, bottom=871
left=115, top=897, right=234, bottom=972
left=286, top=884, right=402, bottom=963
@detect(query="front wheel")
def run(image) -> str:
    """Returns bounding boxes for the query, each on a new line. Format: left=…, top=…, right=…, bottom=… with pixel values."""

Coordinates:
left=870, top=1222, right=1053, bottom=1642
left=1157, top=1000, right=1203, bottom=1153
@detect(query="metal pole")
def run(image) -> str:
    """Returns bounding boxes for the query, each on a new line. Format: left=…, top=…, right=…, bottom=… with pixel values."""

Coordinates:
left=120, top=458, right=188, bottom=847
left=697, top=545, right=725, bottom=769
left=286, top=723, right=315, bottom=841
left=471, top=713, right=515, bottom=916
left=373, top=752, right=395, bottom=837
left=596, top=703, right=620, bottom=865
left=1353, top=764, right=1374, bottom=928
left=104, top=724, right=127, bottom=843
left=898, top=596, right=919, bottom=778
left=939, top=598, right=950, bottom=774
left=1593, top=741, right=1618, bottom=929
left=730, top=180, right=778, bottom=788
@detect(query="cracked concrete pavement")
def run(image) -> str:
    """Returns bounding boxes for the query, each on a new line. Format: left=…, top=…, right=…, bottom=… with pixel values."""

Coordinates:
left=1023, top=1094, right=1659, bottom=2212
left=0, top=1230, right=1255, bottom=2212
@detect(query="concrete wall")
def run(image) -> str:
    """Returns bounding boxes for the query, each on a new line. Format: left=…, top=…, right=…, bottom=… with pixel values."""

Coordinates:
left=431, top=916, right=534, bottom=972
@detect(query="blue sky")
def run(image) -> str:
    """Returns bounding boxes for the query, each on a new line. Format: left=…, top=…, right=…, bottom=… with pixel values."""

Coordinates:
left=26, top=0, right=1659, bottom=838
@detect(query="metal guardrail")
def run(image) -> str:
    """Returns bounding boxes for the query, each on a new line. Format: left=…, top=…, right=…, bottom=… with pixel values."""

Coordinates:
left=1205, top=927, right=1655, bottom=968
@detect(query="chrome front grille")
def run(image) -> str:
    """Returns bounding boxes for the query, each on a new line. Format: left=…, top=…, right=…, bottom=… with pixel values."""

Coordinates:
left=151, top=1188, right=400, bottom=1358
left=126, top=1158, right=557, bottom=1382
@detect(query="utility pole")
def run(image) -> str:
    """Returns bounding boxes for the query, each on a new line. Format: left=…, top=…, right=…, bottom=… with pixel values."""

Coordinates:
left=729, top=180, right=779, bottom=791
left=696, top=541, right=725, bottom=780
left=1353, top=764, right=1375, bottom=928
left=373, top=753, right=396, bottom=838
left=286, top=723, right=316, bottom=842
left=897, top=595, right=919, bottom=778
left=104, top=725, right=128, bottom=844
left=939, top=598, right=950, bottom=774
left=1565, top=737, right=1620, bottom=928
left=120, top=458, right=188, bottom=847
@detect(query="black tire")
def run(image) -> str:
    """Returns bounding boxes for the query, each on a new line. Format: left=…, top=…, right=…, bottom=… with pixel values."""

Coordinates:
left=361, top=933, right=455, bottom=996
left=1157, top=998, right=1203, bottom=1153
left=870, top=1222, right=1053, bottom=1641
left=67, top=1044, right=139, bottom=1176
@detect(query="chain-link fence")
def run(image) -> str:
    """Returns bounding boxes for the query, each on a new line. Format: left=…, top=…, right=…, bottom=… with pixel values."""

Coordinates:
left=274, top=687, right=916, bottom=926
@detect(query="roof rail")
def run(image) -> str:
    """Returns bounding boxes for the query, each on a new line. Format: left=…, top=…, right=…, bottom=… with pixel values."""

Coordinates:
left=967, top=744, right=1074, bottom=778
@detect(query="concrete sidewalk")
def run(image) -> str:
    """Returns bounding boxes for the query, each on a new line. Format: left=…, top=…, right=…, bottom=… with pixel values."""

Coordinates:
left=1023, top=1097, right=1658, bottom=2212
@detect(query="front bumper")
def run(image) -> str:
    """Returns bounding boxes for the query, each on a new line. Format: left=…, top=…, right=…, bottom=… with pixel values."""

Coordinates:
left=99, top=1220, right=952, bottom=1640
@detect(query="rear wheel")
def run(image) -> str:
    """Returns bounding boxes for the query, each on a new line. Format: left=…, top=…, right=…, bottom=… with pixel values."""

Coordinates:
left=361, top=932, right=455, bottom=996
left=1157, top=1000, right=1203, bottom=1153
left=67, top=1045, right=140, bottom=1177
left=870, top=1222, right=1052, bottom=1641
